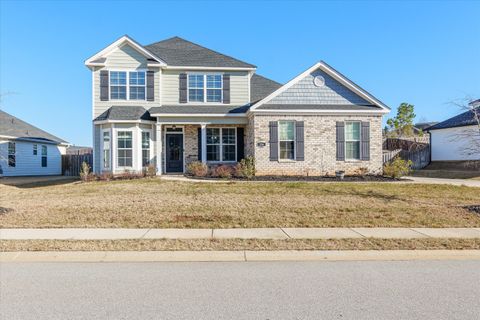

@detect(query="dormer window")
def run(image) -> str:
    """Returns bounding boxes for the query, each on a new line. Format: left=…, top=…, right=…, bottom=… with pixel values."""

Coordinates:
left=109, top=71, right=146, bottom=100
left=188, top=74, right=222, bottom=103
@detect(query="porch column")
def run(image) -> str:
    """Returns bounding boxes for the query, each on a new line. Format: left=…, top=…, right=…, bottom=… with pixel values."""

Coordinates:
left=201, top=123, right=207, bottom=164
left=156, top=122, right=163, bottom=175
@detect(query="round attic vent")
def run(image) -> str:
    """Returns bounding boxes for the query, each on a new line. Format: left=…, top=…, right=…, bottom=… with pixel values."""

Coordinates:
left=313, top=75, right=325, bottom=87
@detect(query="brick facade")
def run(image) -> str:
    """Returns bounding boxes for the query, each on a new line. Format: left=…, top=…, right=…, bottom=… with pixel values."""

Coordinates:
left=247, top=114, right=383, bottom=176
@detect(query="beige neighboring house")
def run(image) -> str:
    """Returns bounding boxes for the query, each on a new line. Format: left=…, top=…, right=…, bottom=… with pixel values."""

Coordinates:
left=85, top=35, right=390, bottom=176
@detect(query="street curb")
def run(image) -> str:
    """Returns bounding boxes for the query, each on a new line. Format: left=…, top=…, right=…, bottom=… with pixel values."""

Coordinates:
left=1, top=250, right=480, bottom=262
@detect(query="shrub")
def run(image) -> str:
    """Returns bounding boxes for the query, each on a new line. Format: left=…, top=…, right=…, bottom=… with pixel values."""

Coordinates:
left=234, top=156, right=255, bottom=179
left=79, top=162, right=94, bottom=182
left=383, top=157, right=413, bottom=179
left=213, top=165, right=234, bottom=179
left=96, top=172, right=114, bottom=181
left=186, top=161, right=208, bottom=177
left=143, top=164, right=157, bottom=177
left=115, top=170, right=144, bottom=180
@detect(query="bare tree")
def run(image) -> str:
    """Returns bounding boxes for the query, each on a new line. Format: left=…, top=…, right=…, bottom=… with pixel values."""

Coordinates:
left=448, top=97, right=480, bottom=157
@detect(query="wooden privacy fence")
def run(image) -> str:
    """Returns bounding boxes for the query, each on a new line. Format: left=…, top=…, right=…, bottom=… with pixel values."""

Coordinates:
left=383, top=138, right=430, bottom=169
left=62, top=154, right=93, bottom=176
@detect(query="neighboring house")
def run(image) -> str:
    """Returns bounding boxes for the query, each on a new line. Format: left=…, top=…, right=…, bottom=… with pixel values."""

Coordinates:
left=66, top=146, right=93, bottom=155
left=85, top=35, right=390, bottom=176
left=428, top=100, right=480, bottom=161
left=0, top=110, right=69, bottom=176
left=415, top=122, right=438, bottom=132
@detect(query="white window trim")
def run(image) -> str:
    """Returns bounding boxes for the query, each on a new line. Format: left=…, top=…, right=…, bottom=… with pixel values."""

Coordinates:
left=102, top=129, right=111, bottom=170
left=206, top=127, right=237, bottom=163
left=116, top=130, right=134, bottom=169
left=345, top=121, right=361, bottom=161
left=109, top=70, right=147, bottom=101
left=33, top=144, right=38, bottom=156
left=141, top=130, right=153, bottom=167
left=187, top=73, right=223, bottom=104
left=278, top=121, right=296, bottom=161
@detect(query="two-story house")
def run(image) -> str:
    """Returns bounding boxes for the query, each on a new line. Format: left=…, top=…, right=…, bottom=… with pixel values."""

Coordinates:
left=85, top=35, right=390, bottom=176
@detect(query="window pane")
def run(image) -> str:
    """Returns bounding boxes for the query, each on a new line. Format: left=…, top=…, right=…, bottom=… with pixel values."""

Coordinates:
left=222, top=128, right=236, bottom=144
left=206, top=128, right=220, bottom=144
left=8, top=142, right=15, bottom=154
left=345, top=122, right=360, bottom=141
left=346, top=141, right=360, bottom=160
left=189, top=89, right=204, bottom=102
left=130, top=86, right=145, bottom=100
left=42, top=145, right=47, bottom=156
left=206, top=74, right=222, bottom=89
left=279, top=121, right=295, bottom=140
left=111, top=86, right=127, bottom=99
left=142, top=150, right=150, bottom=166
left=142, top=132, right=150, bottom=149
left=129, top=72, right=145, bottom=85
left=206, top=89, right=221, bottom=102
left=222, top=145, right=236, bottom=161
left=8, top=155, right=15, bottom=167
left=111, top=72, right=126, bottom=85
left=188, top=75, right=204, bottom=88
left=207, top=145, right=220, bottom=161
left=279, top=141, right=295, bottom=160
left=41, top=156, right=47, bottom=167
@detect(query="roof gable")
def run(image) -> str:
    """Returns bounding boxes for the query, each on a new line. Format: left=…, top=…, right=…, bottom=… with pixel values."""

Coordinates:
left=250, top=61, right=390, bottom=113
left=85, top=35, right=166, bottom=67
left=145, top=36, right=256, bottom=69
left=0, top=110, right=68, bottom=144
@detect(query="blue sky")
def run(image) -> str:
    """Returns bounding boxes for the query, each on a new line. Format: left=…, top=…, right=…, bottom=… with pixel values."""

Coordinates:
left=1, top=0, right=479, bottom=146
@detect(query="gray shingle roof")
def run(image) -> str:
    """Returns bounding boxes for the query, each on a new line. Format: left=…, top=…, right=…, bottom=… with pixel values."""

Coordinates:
left=250, top=74, right=282, bottom=103
left=0, top=110, right=68, bottom=144
left=149, top=105, right=250, bottom=115
left=94, top=106, right=155, bottom=121
left=145, top=36, right=256, bottom=68
left=428, top=107, right=480, bottom=130
left=257, top=104, right=382, bottom=111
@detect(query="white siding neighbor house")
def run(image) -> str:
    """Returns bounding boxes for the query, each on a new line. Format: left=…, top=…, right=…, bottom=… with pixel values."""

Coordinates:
left=428, top=100, right=480, bottom=161
left=0, top=110, right=69, bottom=176
left=85, top=35, right=390, bottom=176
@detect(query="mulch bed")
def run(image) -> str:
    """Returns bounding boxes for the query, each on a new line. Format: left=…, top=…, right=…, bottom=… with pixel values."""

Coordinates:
left=464, top=205, right=480, bottom=215
left=186, top=175, right=400, bottom=182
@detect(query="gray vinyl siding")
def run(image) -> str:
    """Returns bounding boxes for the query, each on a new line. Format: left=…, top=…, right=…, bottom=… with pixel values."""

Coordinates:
left=92, top=44, right=161, bottom=119
left=268, top=69, right=370, bottom=105
left=161, top=70, right=250, bottom=105
left=0, top=140, right=62, bottom=176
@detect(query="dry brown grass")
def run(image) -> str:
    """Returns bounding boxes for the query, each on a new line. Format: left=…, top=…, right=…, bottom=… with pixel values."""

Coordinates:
left=2, top=238, right=480, bottom=251
left=1, top=178, right=480, bottom=228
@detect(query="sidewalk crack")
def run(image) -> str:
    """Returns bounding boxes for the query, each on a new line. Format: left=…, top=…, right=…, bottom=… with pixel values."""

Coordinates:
left=349, top=228, right=366, bottom=238
left=279, top=228, right=291, bottom=239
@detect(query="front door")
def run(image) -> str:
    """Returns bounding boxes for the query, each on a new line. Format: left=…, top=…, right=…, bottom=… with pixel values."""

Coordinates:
left=165, top=134, right=183, bottom=173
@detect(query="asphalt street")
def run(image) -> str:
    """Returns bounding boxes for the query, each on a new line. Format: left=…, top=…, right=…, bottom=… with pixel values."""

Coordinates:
left=1, top=260, right=479, bottom=319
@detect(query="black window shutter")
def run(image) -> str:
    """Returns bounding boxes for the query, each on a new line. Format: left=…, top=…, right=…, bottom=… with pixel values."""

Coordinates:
left=336, top=122, right=345, bottom=161
left=179, top=73, right=187, bottom=103
left=295, top=121, right=304, bottom=161
left=146, top=71, right=155, bottom=101
left=197, top=127, right=202, bottom=161
left=236, top=127, right=244, bottom=161
left=361, top=121, right=370, bottom=161
left=269, top=121, right=278, bottom=161
left=223, top=74, right=230, bottom=104
left=100, top=70, right=109, bottom=101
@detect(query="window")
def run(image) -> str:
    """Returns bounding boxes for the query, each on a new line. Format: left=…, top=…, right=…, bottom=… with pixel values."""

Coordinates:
left=188, top=74, right=222, bottom=103
left=345, top=122, right=361, bottom=160
left=117, top=131, right=132, bottom=167
left=129, top=71, right=145, bottom=100
left=188, top=74, right=204, bottom=102
left=142, top=131, right=151, bottom=167
left=41, top=145, right=47, bottom=167
left=103, top=131, right=110, bottom=169
left=110, top=71, right=127, bottom=100
left=206, top=128, right=236, bottom=162
left=33, top=144, right=37, bottom=155
left=278, top=121, right=295, bottom=160
left=8, top=142, right=15, bottom=167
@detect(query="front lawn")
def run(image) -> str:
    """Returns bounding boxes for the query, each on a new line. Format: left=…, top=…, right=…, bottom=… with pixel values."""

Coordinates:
left=1, top=178, right=479, bottom=228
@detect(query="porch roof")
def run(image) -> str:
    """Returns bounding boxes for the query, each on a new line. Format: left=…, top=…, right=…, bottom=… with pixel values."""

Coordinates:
left=149, top=105, right=250, bottom=116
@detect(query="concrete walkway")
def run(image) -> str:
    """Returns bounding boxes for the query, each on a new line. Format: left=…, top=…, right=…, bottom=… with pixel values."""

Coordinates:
left=2, top=227, right=480, bottom=240
left=2, top=250, right=480, bottom=262
left=405, top=176, right=480, bottom=187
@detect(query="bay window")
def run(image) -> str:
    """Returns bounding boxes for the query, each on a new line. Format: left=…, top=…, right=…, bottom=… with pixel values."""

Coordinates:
left=102, top=131, right=110, bottom=169
left=345, top=121, right=361, bottom=160
left=188, top=74, right=222, bottom=103
left=206, top=128, right=236, bottom=162
left=142, top=131, right=151, bottom=167
left=117, top=131, right=132, bottom=167
left=279, top=121, right=295, bottom=160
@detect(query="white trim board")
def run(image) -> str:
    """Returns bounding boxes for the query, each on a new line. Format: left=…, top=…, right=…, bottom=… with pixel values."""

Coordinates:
left=249, top=61, right=390, bottom=113
left=85, top=35, right=167, bottom=67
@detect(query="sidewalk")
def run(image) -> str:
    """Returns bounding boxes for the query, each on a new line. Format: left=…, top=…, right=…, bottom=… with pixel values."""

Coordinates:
left=2, top=227, right=480, bottom=240
left=405, top=176, right=480, bottom=188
